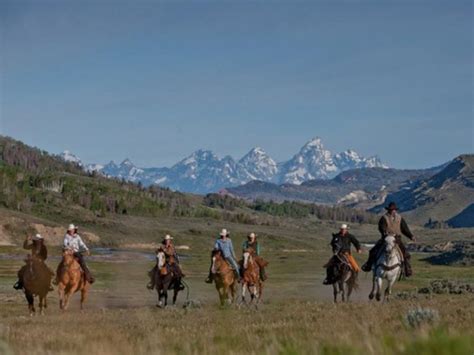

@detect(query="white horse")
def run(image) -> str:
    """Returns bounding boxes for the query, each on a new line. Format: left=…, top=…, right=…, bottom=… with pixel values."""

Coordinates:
left=369, top=235, right=403, bottom=302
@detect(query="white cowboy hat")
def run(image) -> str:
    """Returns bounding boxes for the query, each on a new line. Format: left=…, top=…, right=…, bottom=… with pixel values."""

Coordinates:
left=32, top=234, right=43, bottom=241
left=164, top=234, right=173, bottom=240
left=220, top=228, right=229, bottom=237
left=340, top=224, right=349, bottom=230
left=248, top=232, right=256, bottom=239
left=67, top=224, right=76, bottom=231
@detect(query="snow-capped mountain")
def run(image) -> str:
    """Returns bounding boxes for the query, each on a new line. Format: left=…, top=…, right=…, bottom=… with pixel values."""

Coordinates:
left=333, top=149, right=387, bottom=171
left=60, top=150, right=83, bottom=166
left=61, top=137, right=388, bottom=194
left=239, top=147, right=278, bottom=182
left=279, top=138, right=338, bottom=184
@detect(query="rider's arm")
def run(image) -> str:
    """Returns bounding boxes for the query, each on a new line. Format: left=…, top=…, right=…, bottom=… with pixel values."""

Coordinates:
left=77, top=236, right=89, bottom=253
left=400, top=218, right=414, bottom=240
left=378, top=217, right=387, bottom=237
left=350, top=235, right=361, bottom=252
left=23, top=238, right=32, bottom=250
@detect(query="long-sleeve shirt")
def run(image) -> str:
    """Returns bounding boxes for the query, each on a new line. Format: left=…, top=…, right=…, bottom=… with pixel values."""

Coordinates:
left=242, top=240, right=260, bottom=256
left=214, top=238, right=236, bottom=259
left=23, top=240, right=48, bottom=260
left=63, top=234, right=89, bottom=253
left=330, top=232, right=361, bottom=254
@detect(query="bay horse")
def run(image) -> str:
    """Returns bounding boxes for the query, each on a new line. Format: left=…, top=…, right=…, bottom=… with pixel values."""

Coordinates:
left=240, top=250, right=263, bottom=307
left=22, top=256, right=53, bottom=316
left=57, top=249, right=90, bottom=311
left=154, top=250, right=183, bottom=308
left=369, top=235, right=403, bottom=302
left=211, top=250, right=238, bottom=306
left=331, top=253, right=358, bottom=303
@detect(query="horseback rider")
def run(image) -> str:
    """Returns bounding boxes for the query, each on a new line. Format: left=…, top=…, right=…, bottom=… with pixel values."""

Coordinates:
left=55, top=224, right=95, bottom=284
left=147, top=234, right=185, bottom=290
left=323, top=224, right=361, bottom=285
left=361, top=202, right=416, bottom=277
left=205, top=229, right=241, bottom=283
left=14, top=234, right=54, bottom=290
left=242, top=233, right=268, bottom=281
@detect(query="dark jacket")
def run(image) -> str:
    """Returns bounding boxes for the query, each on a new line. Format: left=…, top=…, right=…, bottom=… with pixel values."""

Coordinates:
left=330, top=232, right=361, bottom=254
left=378, top=214, right=414, bottom=240
left=23, top=240, right=48, bottom=261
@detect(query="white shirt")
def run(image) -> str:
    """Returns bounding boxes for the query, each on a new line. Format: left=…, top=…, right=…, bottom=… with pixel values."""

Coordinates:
left=63, top=233, right=88, bottom=253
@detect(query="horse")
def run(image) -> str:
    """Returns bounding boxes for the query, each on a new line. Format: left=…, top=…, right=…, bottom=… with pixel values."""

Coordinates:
left=154, top=250, right=183, bottom=308
left=240, top=249, right=263, bottom=307
left=369, top=235, right=403, bottom=302
left=21, top=256, right=53, bottom=316
left=331, top=253, right=358, bottom=303
left=211, top=250, right=238, bottom=306
left=57, top=248, right=90, bottom=311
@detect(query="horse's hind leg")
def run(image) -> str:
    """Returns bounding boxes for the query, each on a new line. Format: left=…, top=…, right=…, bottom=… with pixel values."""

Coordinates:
left=172, top=284, right=179, bottom=305
left=333, top=284, right=338, bottom=303
left=384, top=277, right=396, bottom=303
left=25, top=291, right=35, bottom=316
left=369, top=274, right=376, bottom=300
left=375, top=277, right=383, bottom=302
left=39, top=295, right=45, bottom=315
left=80, top=287, right=88, bottom=311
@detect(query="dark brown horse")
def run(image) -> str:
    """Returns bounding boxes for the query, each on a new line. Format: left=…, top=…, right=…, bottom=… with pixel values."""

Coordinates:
left=154, top=250, right=183, bottom=308
left=22, top=256, right=53, bottom=316
left=211, top=250, right=238, bottom=306
left=57, top=249, right=90, bottom=311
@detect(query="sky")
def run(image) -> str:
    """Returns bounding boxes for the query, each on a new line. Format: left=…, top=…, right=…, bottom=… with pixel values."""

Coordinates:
left=1, top=0, right=472, bottom=169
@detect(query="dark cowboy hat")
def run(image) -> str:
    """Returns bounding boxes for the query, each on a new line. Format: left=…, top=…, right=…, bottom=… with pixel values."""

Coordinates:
left=385, top=202, right=398, bottom=211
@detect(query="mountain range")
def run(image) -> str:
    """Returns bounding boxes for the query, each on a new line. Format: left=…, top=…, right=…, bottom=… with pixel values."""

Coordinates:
left=60, top=137, right=387, bottom=194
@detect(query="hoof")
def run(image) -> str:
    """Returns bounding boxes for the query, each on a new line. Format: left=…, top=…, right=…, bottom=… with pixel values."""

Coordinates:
left=368, top=293, right=374, bottom=300
left=376, top=294, right=381, bottom=302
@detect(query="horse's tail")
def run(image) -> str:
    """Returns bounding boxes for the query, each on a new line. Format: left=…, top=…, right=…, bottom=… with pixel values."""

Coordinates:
left=349, top=271, right=359, bottom=291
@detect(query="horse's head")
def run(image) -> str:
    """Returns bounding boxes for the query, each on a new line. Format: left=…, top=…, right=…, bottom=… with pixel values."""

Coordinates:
left=156, top=250, right=166, bottom=269
left=211, top=249, right=223, bottom=274
left=62, top=248, right=75, bottom=264
left=384, top=235, right=397, bottom=255
left=242, top=250, right=253, bottom=270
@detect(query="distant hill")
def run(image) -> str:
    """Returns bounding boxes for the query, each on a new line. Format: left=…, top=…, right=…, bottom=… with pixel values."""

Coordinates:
left=225, top=165, right=444, bottom=208
left=372, top=154, right=474, bottom=227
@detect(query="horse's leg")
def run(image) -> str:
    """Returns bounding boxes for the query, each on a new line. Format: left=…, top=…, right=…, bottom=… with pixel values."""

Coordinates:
left=38, top=295, right=44, bottom=315
left=333, top=284, right=338, bottom=303
left=369, top=273, right=376, bottom=300
left=346, top=272, right=354, bottom=302
left=172, top=282, right=179, bottom=306
left=218, top=286, right=226, bottom=306
left=58, top=284, right=65, bottom=310
left=80, top=286, right=88, bottom=311
left=63, top=288, right=74, bottom=311
left=375, top=276, right=383, bottom=302
left=384, top=274, right=396, bottom=303
left=241, top=282, right=247, bottom=304
left=25, top=291, right=35, bottom=316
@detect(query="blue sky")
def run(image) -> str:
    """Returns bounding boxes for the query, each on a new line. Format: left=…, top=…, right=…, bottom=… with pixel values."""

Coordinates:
left=1, top=0, right=472, bottom=169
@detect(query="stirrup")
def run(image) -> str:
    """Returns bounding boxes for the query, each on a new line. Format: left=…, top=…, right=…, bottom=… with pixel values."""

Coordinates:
left=147, top=283, right=154, bottom=290
left=205, top=277, right=213, bottom=284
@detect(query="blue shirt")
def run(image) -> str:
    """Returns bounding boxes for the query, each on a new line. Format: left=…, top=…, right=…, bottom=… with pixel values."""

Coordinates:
left=214, top=238, right=236, bottom=259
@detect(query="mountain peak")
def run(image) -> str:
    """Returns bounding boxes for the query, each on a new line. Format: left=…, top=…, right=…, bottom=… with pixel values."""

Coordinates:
left=303, top=137, right=324, bottom=149
left=121, top=158, right=134, bottom=166
left=60, top=150, right=82, bottom=166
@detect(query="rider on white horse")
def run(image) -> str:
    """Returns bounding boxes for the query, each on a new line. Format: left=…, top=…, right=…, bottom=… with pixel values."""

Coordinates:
left=362, top=202, right=416, bottom=277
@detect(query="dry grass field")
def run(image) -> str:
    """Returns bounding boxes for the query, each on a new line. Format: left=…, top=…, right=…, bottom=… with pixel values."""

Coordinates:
left=0, top=208, right=473, bottom=354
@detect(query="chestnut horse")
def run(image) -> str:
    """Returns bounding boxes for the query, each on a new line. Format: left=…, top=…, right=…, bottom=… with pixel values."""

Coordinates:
left=211, top=250, right=238, bottom=306
left=57, top=249, right=90, bottom=311
left=22, top=256, right=53, bottom=316
left=240, top=250, right=263, bottom=307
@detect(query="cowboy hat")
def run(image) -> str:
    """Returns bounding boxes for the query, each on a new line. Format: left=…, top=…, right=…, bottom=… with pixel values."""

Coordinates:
left=164, top=234, right=173, bottom=240
left=220, top=228, right=229, bottom=237
left=32, top=234, right=43, bottom=241
left=340, top=224, right=348, bottom=230
left=385, top=202, right=398, bottom=211
left=67, top=224, right=76, bottom=231
left=248, top=232, right=256, bottom=239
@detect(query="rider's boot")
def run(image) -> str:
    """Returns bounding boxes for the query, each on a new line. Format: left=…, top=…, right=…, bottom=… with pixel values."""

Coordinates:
left=235, top=270, right=241, bottom=283
left=404, top=261, right=413, bottom=277
left=361, top=256, right=373, bottom=272
left=205, top=272, right=213, bottom=284
left=13, top=280, right=23, bottom=290
left=260, top=268, right=267, bottom=281
left=178, top=278, right=185, bottom=291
